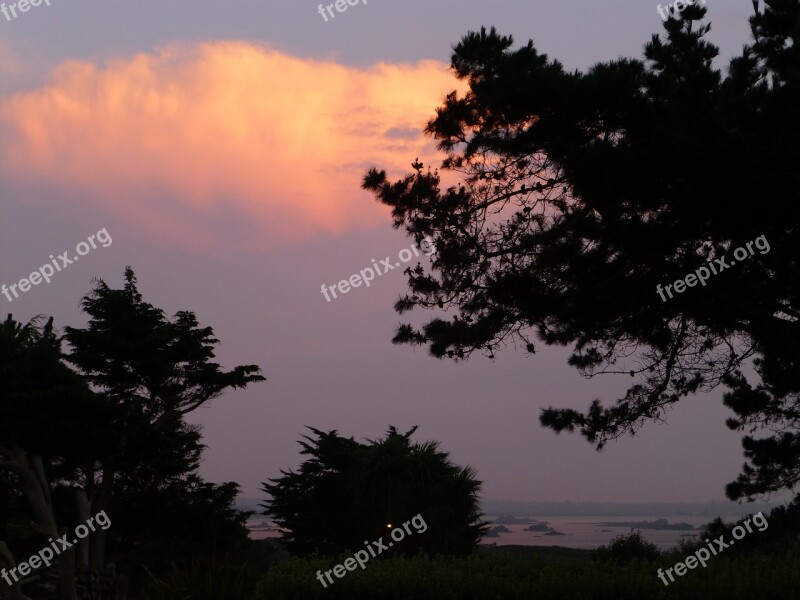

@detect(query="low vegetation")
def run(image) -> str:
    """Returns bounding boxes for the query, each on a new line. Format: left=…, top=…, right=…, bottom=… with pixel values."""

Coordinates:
left=249, top=546, right=800, bottom=600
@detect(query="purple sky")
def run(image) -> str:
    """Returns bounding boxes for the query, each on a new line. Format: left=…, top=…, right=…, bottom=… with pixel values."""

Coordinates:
left=1, top=0, right=777, bottom=504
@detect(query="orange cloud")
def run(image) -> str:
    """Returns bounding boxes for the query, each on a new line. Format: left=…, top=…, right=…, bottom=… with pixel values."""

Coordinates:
left=0, top=42, right=462, bottom=248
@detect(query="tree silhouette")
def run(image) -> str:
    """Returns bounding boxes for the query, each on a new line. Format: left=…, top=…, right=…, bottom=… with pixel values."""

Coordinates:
left=0, top=315, right=104, bottom=600
left=362, top=3, right=799, bottom=500
left=262, top=426, right=487, bottom=556
left=2, top=267, right=267, bottom=599
left=63, top=267, right=265, bottom=571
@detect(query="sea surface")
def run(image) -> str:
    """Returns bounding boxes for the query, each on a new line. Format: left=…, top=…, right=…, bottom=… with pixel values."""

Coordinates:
left=246, top=514, right=718, bottom=550
left=481, top=515, right=716, bottom=550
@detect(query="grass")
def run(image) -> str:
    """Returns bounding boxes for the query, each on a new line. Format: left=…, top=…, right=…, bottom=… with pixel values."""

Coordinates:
left=136, top=556, right=259, bottom=600
left=250, top=545, right=800, bottom=600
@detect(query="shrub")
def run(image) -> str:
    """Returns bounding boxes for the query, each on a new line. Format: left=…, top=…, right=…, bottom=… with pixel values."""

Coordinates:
left=593, top=529, right=661, bottom=565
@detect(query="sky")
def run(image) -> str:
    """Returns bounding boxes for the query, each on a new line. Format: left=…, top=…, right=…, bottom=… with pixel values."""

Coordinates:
left=0, top=0, right=776, bottom=505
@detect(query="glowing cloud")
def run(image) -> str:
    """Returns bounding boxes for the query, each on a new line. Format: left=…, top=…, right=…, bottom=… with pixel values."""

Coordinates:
left=1, top=42, right=461, bottom=247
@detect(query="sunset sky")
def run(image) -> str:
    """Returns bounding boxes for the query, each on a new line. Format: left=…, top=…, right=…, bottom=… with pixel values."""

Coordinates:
left=0, top=0, right=771, bottom=504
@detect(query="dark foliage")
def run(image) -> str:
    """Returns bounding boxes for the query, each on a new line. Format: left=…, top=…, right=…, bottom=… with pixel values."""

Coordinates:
left=593, top=530, right=661, bottom=565
left=362, top=3, right=800, bottom=501
left=262, top=426, right=488, bottom=556
left=1, top=269, right=266, bottom=600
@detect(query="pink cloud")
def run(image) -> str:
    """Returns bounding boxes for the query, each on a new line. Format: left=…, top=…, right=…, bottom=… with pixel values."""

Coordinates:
left=1, top=42, right=461, bottom=248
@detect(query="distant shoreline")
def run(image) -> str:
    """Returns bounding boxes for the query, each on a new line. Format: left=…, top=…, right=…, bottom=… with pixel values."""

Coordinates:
left=579, top=518, right=695, bottom=530
left=237, top=498, right=783, bottom=517
left=478, top=499, right=781, bottom=518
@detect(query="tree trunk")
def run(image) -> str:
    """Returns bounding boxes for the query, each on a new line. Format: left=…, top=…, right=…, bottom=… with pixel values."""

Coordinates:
left=0, top=442, right=77, bottom=600
left=89, top=465, right=115, bottom=572
left=56, top=541, right=77, bottom=600
left=75, top=490, right=91, bottom=569
left=0, top=541, right=27, bottom=600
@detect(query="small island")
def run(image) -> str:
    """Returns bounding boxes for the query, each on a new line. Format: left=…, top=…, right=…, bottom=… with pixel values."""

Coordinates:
left=484, top=525, right=511, bottom=537
left=521, top=521, right=567, bottom=536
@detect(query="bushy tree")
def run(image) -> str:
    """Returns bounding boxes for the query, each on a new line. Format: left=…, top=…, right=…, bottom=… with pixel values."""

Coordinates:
left=362, top=3, right=800, bottom=501
left=1, top=267, right=267, bottom=599
left=593, top=530, right=661, bottom=565
left=63, top=267, right=265, bottom=571
left=262, top=426, right=487, bottom=556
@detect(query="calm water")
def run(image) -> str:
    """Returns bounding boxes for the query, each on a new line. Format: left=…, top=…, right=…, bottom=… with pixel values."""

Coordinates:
left=247, top=514, right=715, bottom=550
left=481, top=515, right=714, bottom=550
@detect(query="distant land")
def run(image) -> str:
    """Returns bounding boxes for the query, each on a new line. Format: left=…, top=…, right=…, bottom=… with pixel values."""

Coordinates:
left=237, top=498, right=783, bottom=520
left=478, top=499, right=781, bottom=518
left=585, top=518, right=695, bottom=530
